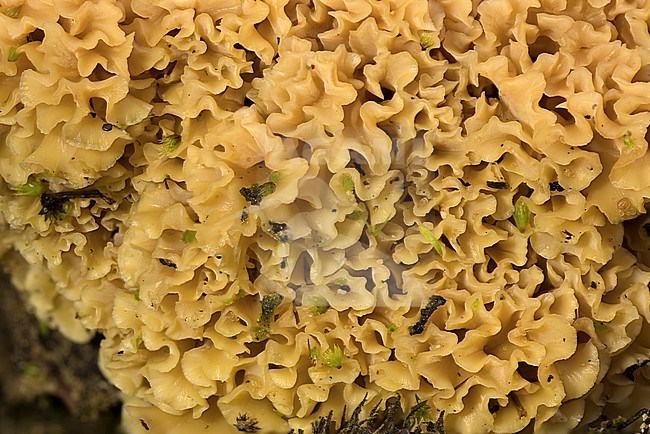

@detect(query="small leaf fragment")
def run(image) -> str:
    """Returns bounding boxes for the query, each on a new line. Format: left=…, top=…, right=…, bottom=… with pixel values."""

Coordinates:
left=13, top=176, right=44, bottom=196
left=367, top=220, right=388, bottom=237
left=347, top=210, right=364, bottom=220
left=226, top=289, right=246, bottom=306
left=513, top=198, right=532, bottom=232
left=7, top=46, right=20, bottom=62
left=268, top=171, right=281, bottom=184
left=342, top=175, right=354, bottom=194
left=182, top=230, right=197, bottom=244
left=160, top=134, right=181, bottom=155
left=593, top=319, right=609, bottom=333
left=2, top=7, right=20, bottom=18
left=419, top=225, right=443, bottom=255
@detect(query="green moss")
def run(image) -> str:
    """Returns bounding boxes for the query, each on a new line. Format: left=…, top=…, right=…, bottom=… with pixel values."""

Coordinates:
left=420, top=32, right=436, bottom=50
left=588, top=408, right=649, bottom=434
left=405, top=396, right=433, bottom=425
left=38, top=322, right=50, bottom=336
left=321, top=345, right=345, bottom=369
left=240, top=181, right=276, bottom=206
left=306, top=295, right=329, bottom=316
left=309, top=345, right=320, bottom=365
left=252, top=293, right=283, bottom=341
left=234, top=413, right=260, bottom=432
left=39, top=189, right=115, bottom=221
left=409, top=295, right=447, bottom=335
left=295, top=395, right=446, bottom=434
left=623, top=133, right=635, bottom=150
left=268, top=171, right=281, bottom=184
left=22, top=363, right=41, bottom=380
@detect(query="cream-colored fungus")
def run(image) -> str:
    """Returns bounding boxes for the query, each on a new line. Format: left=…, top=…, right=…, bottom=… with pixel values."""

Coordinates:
left=1, top=0, right=650, bottom=433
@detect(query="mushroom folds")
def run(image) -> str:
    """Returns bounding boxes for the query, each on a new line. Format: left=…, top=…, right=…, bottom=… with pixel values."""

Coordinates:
left=1, top=1, right=650, bottom=433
